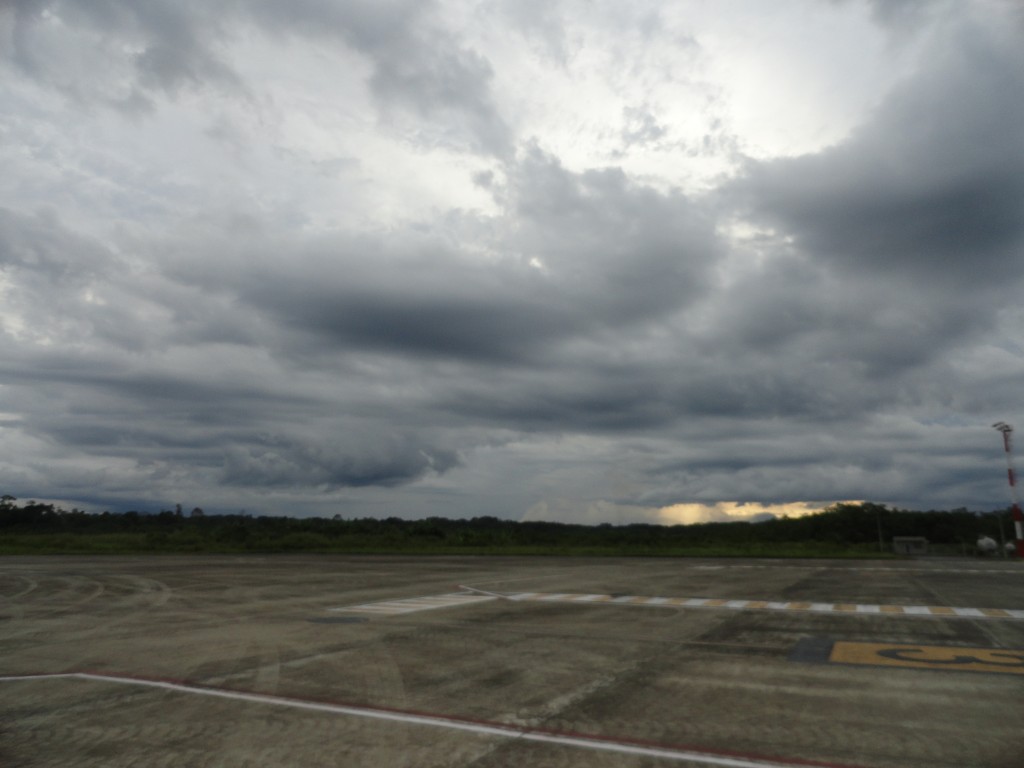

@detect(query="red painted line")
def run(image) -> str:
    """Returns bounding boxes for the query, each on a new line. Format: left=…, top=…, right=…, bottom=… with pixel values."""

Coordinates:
left=0, top=671, right=871, bottom=768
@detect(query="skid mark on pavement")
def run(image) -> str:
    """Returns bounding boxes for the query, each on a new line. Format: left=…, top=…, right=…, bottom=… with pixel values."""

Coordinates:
left=330, top=592, right=495, bottom=616
left=0, top=672, right=870, bottom=768
left=504, top=592, right=1024, bottom=620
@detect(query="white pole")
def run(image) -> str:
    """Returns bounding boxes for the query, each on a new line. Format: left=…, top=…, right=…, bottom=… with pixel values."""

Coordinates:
left=993, top=422, right=1024, bottom=557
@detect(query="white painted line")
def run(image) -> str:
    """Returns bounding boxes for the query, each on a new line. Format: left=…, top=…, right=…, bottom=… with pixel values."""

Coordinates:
left=0, top=673, right=859, bottom=768
left=496, top=592, right=1024, bottom=619
left=342, top=605, right=409, bottom=614
left=952, top=607, right=986, bottom=618
left=331, top=593, right=494, bottom=616
left=0, top=673, right=78, bottom=682
left=457, top=585, right=505, bottom=599
left=902, top=606, right=932, bottom=615
left=411, top=597, right=465, bottom=604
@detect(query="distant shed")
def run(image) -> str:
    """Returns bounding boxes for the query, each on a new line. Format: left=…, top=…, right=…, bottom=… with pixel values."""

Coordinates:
left=892, top=536, right=928, bottom=555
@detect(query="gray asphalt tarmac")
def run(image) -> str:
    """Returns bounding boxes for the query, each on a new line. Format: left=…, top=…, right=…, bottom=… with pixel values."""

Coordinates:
left=1, top=555, right=1022, bottom=767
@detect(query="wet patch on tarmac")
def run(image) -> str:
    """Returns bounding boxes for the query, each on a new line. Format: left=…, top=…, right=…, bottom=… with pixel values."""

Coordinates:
left=788, top=636, right=838, bottom=664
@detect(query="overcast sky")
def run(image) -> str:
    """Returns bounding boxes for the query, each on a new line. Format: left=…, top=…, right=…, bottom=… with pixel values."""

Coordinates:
left=2, top=0, right=1023, bottom=524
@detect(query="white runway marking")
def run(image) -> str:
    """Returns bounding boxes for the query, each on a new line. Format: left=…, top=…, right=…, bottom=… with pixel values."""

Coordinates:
left=330, top=592, right=495, bottom=616
left=502, top=592, right=1024, bottom=619
left=0, top=673, right=865, bottom=768
left=902, top=606, right=932, bottom=615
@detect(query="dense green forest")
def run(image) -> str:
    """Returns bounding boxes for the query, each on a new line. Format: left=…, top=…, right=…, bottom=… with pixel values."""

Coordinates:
left=0, top=495, right=1016, bottom=557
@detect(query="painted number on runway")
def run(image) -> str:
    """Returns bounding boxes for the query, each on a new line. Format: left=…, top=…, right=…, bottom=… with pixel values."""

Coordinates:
left=829, top=641, right=1024, bottom=675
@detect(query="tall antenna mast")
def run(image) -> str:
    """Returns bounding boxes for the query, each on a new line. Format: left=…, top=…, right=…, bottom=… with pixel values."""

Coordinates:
left=992, top=422, right=1024, bottom=557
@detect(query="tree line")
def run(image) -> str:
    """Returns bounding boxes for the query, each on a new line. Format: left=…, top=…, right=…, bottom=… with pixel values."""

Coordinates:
left=0, top=495, right=1016, bottom=556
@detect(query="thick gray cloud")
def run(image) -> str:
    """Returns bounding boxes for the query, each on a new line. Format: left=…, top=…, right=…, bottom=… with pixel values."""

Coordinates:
left=221, top=435, right=459, bottom=489
left=4, top=0, right=243, bottom=111
left=3, top=0, right=510, bottom=154
left=728, top=20, right=1024, bottom=289
left=161, top=145, right=718, bottom=371
left=1, top=1, right=1022, bottom=520
left=245, top=0, right=513, bottom=155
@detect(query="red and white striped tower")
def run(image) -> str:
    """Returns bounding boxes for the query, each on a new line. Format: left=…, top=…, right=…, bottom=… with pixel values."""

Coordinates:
left=993, top=422, right=1024, bottom=557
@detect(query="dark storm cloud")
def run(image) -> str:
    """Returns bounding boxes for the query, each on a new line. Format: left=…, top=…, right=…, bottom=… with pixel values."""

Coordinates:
left=728, top=21, right=1024, bottom=289
left=0, top=207, right=469, bottom=494
left=0, top=207, right=138, bottom=348
left=0, top=340, right=463, bottom=493
left=221, top=435, right=459, bottom=489
left=0, top=207, right=109, bottom=281
left=704, top=250, right=992, bottom=384
left=167, top=146, right=719, bottom=369
left=249, top=286, right=579, bottom=364
left=436, top=367, right=676, bottom=433
left=508, top=147, right=718, bottom=321
left=638, top=415, right=1007, bottom=511
left=0, top=206, right=263, bottom=354
left=691, top=16, right=1024, bottom=495
left=1, top=358, right=316, bottom=420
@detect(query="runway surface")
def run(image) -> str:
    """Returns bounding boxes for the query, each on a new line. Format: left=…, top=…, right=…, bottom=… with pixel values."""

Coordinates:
left=1, top=555, right=1022, bottom=767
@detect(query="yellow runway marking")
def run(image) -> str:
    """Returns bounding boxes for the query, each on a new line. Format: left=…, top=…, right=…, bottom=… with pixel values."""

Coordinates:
left=981, top=608, right=1011, bottom=618
left=829, top=641, right=1024, bottom=675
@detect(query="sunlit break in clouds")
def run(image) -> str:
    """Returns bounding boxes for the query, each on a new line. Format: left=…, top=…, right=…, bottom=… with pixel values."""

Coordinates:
left=1, top=1, right=1023, bottom=521
left=657, top=502, right=859, bottom=526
